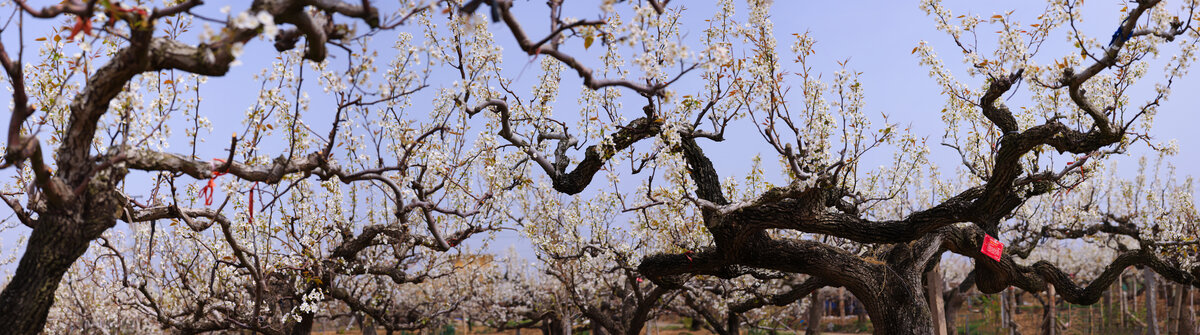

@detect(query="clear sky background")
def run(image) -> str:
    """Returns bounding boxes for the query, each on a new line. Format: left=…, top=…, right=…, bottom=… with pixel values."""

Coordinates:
left=0, top=0, right=1196, bottom=267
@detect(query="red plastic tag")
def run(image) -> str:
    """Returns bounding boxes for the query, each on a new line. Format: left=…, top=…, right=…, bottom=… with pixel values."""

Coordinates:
left=982, top=234, right=1004, bottom=262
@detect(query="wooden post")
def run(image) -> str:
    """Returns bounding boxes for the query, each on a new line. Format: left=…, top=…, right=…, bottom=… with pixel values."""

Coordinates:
left=1000, top=289, right=1008, bottom=334
left=1102, top=284, right=1111, bottom=329
left=1011, top=289, right=1020, bottom=334
left=1009, top=288, right=1018, bottom=335
left=1147, top=268, right=1160, bottom=335
left=1047, top=284, right=1058, bottom=335
left=967, top=290, right=974, bottom=335
left=1088, top=300, right=1094, bottom=335
left=1179, top=283, right=1186, bottom=335
left=1178, top=283, right=1187, bottom=335
left=927, top=265, right=948, bottom=335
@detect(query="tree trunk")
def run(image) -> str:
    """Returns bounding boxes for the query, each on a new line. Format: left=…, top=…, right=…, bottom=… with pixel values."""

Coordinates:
left=1179, top=301, right=1195, bottom=335
left=1190, top=285, right=1196, bottom=335
left=944, top=288, right=964, bottom=332
left=1180, top=284, right=1190, bottom=335
left=292, top=313, right=314, bottom=335
left=1121, top=273, right=1128, bottom=328
left=727, top=311, right=739, bottom=335
left=943, top=273, right=975, bottom=333
left=1003, top=288, right=1018, bottom=335
left=1181, top=310, right=1196, bottom=335
left=805, top=290, right=823, bottom=335
left=926, top=265, right=948, bottom=335
left=1148, top=268, right=1160, bottom=335
left=858, top=279, right=934, bottom=334
left=358, top=314, right=377, bottom=335
left=1175, top=284, right=1191, bottom=335
left=0, top=215, right=95, bottom=335
left=559, top=315, right=572, bottom=335
left=838, top=287, right=847, bottom=318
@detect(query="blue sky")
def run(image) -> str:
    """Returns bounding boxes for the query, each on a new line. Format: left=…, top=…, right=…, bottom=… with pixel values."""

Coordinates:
left=0, top=0, right=1196, bottom=266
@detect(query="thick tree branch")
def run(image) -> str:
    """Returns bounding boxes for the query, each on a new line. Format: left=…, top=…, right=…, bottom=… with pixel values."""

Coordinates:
left=128, top=205, right=229, bottom=232
left=944, top=224, right=1200, bottom=303
left=124, top=149, right=322, bottom=183
left=468, top=99, right=663, bottom=194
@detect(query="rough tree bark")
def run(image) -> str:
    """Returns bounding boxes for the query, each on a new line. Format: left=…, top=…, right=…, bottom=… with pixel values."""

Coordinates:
left=1180, top=285, right=1194, bottom=334
left=805, top=290, right=823, bottom=335
left=358, top=314, right=377, bottom=335
left=926, top=265, right=948, bottom=335
left=0, top=215, right=114, bottom=334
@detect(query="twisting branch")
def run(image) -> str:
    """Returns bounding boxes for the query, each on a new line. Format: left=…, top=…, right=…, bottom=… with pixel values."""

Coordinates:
left=944, top=224, right=1200, bottom=300
left=1060, top=0, right=1162, bottom=136
left=150, top=0, right=203, bottom=19
left=648, top=0, right=671, bottom=15
left=124, top=149, right=322, bottom=184
left=461, top=0, right=677, bottom=97
left=979, top=70, right=1023, bottom=134
left=0, top=193, right=32, bottom=227
left=467, top=99, right=663, bottom=194
left=128, top=205, right=230, bottom=232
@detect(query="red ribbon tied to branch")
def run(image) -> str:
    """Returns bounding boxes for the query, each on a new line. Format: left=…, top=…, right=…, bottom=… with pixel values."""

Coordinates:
left=198, top=159, right=227, bottom=206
